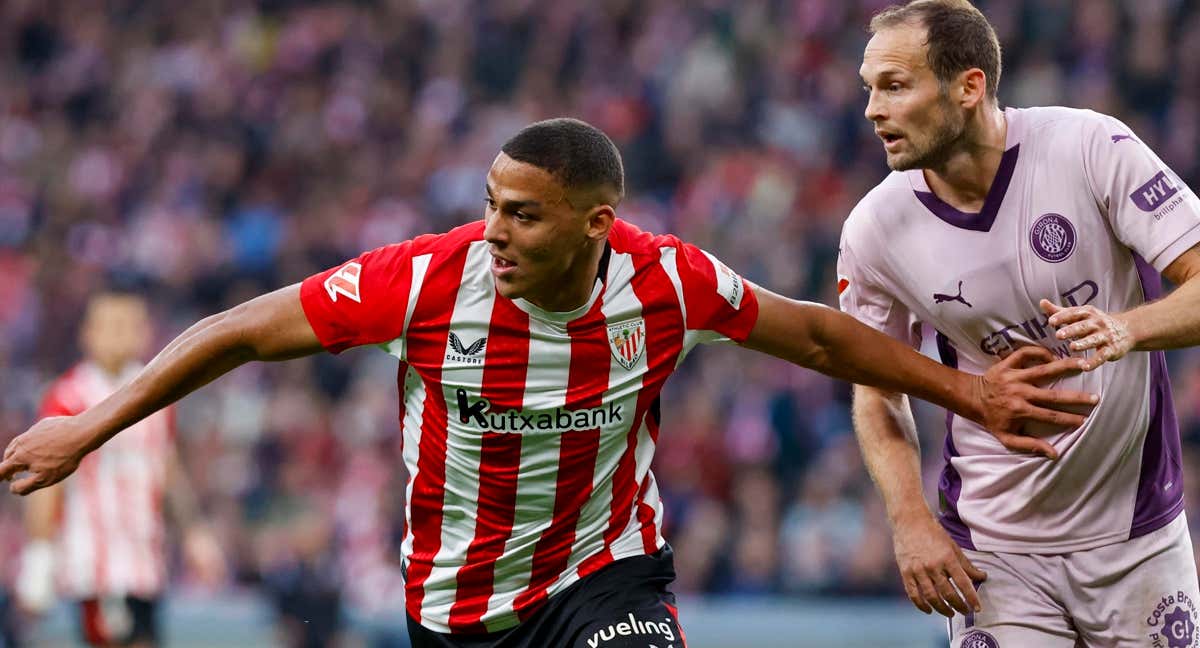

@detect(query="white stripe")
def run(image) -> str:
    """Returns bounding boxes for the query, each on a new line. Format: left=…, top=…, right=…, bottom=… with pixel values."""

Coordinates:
left=399, top=365, right=427, bottom=564
left=384, top=252, right=432, bottom=359
left=659, top=245, right=722, bottom=361
left=422, top=241, right=496, bottom=626
left=481, top=314, right=572, bottom=631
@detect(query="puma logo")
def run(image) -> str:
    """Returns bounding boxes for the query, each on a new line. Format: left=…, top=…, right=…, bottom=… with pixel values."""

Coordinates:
left=934, top=281, right=973, bottom=308
left=1111, top=134, right=1135, bottom=143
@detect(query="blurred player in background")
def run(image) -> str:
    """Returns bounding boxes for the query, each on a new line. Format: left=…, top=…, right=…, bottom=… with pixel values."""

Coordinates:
left=14, top=291, right=225, bottom=648
left=842, top=1, right=1200, bottom=645
left=0, top=119, right=1093, bottom=648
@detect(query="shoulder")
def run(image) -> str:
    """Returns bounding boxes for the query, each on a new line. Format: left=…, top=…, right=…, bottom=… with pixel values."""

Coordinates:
left=410, top=221, right=486, bottom=257
left=841, top=172, right=909, bottom=245
left=1016, top=106, right=1124, bottom=144
left=608, top=218, right=681, bottom=256
left=40, top=365, right=88, bottom=416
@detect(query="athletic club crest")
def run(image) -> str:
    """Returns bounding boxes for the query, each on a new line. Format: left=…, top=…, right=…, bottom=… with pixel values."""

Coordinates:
left=1029, top=213, right=1076, bottom=263
left=960, top=629, right=999, bottom=648
left=607, top=318, right=646, bottom=371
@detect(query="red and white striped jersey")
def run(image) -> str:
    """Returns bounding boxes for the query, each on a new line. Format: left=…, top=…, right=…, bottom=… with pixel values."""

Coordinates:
left=38, top=362, right=175, bottom=599
left=300, top=219, right=759, bottom=633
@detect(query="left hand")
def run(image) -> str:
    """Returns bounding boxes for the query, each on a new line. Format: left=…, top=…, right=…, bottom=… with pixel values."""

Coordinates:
left=1040, top=299, right=1135, bottom=370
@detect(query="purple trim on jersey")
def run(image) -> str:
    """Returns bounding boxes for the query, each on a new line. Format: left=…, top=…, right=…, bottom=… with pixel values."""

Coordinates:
left=1130, top=254, right=1186, bottom=538
left=934, top=331, right=975, bottom=550
left=913, top=145, right=1021, bottom=232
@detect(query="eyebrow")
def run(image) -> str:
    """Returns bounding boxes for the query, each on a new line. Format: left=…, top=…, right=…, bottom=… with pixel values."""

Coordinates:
left=485, top=184, right=543, bottom=210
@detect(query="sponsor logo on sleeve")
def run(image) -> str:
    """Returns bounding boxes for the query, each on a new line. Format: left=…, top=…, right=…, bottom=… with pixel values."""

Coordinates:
left=1131, top=171, right=1182, bottom=214
left=837, top=276, right=850, bottom=295
left=700, top=250, right=745, bottom=310
left=1148, top=591, right=1198, bottom=648
left=1112, top=134, right=1136, bottom=143
left=324, top=261, right=363, bottom=303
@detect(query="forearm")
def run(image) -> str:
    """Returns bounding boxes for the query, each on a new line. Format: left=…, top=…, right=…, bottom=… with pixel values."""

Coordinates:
left=1126, top=276, right=1200, bottom=351
left=852, top=387, right=934, bottom=527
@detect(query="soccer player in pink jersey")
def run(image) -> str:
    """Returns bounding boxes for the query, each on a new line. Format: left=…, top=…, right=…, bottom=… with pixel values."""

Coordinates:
left=14, top=291, right=225, bottom=648
left=0, top=118, right=1091, bottom=647
left=844, top=1, right=1200, bottom=646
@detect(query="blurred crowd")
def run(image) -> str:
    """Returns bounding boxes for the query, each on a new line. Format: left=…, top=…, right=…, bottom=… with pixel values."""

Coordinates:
left=3, top=0, right=1200, bottom=644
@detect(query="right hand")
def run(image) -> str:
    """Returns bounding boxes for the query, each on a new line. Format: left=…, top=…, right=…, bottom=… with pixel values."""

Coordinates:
left=892, top=512, right=985, bottom=617
left=974, top=345, right=1098, bottom=459
left=0, top=416, right=90, bottom=495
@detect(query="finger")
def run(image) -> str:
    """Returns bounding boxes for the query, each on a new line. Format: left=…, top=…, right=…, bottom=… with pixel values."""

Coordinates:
left=958, top=550, right=987, bottom=583
left=1056, top=320, right=1101, bottom=342
left=1039, top=298, right=1061, bottom=315
left=902, top=573, right=932, bottom=614
left=946, top=562, right=981, bottom=614
left=992, top=432, right=1058, bottom=459
left=1069, top=334, right=1109, bottom=351
left=1001, top=345, right=1055, bottom=368
left=1046, top=308, right=1092, bottom=328
left=932, top=568, right=970, bottom=616
left=1024, top=386, right=1099, bottom=407
left=1081, top=352, right=1110, bottom=372
left=10, top=474, right=42, bottom=496
left=0, top=457, right=27, bottom=481
left=1019, top=404, right=1089, bottom=429
left=1016, top=357, right=1089, bottom=382
left=914, top=571, right=953, bottom=617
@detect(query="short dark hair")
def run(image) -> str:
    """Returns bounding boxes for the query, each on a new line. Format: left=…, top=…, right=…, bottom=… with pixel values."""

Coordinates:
left=500, top=118, right=625, bottom=206
left=870, top=0, right=1002, bottom=100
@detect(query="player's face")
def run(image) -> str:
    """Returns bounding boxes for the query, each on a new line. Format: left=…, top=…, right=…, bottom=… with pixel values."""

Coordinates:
left=483, top=153, right=601, bottom=310
left=80, top=295, right=152, bottom=374
left=860, top=25, right=967, bottom=171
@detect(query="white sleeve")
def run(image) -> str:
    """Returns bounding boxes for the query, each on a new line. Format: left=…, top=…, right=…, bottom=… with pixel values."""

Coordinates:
left=1083, top=113, right=1200, bottom=271
left=836, top=219, right=922, bottom=349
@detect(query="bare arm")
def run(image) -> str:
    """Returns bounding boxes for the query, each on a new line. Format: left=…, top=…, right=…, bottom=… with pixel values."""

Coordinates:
left=1045, top=245, right=1200, bottom=364
left=1, top=284, right=324, bottom=494
left=742, top=286, right=1095, bottom=455
left=853, top=385, right=983, bottom=617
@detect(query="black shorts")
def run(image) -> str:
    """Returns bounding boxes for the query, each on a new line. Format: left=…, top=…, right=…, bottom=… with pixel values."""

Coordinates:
left=78, top=596, right=159, bottom=647
left=407, top=546, right=688, bottom=648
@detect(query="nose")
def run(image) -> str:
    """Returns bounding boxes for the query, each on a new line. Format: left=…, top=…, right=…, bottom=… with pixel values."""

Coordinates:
left=864, top=89, right=886, bottom=123
left=483, top=207, right=506, bottom=246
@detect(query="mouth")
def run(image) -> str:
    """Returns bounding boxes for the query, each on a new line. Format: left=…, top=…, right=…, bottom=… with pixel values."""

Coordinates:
left=491, top=254, right=518, bottom=277
left=877, top=130, right=904, bottom=150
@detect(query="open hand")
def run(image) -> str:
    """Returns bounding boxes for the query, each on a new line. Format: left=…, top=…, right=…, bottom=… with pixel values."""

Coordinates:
left=893, top=512, right=985, bottom=617
left=0, top=416, right=89, bottom=495
left=975, top=345, right=1098, bottom=459
left=1040, top=299, right=1134, bottom=370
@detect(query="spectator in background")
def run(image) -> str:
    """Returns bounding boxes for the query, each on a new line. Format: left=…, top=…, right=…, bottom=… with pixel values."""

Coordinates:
left=15, top=290, right=225, bottom=647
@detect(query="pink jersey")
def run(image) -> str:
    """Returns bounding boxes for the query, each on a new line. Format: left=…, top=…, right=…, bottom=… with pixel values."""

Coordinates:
left=39, top=363, right=174, bottom=598
left=300, top=219, right=758, bottom=633
left=838, top=106, right=1200, bottom=553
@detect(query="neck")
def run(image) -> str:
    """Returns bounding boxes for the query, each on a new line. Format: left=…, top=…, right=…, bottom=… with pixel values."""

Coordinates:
left=91, top=359, right=127, bottom=378
left=523, top=240, right=606, bottom=312
left=922, top=105, right=1007, bottom=212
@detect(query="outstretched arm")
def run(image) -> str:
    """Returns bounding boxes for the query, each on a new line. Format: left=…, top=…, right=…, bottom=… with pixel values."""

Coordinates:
left=741, top=285, right=1097, bottom=456
left=1044, top=245, right=1200, bottom=366
left=0, top=284, right=323, bottom=494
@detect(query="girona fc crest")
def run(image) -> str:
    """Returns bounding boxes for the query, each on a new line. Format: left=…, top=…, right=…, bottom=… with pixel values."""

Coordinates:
left=607, top=318, right=646, bottom=371
left=324, top=262, right=362, bottom=303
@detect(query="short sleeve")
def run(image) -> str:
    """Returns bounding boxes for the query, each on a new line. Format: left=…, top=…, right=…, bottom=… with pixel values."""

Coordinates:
left=299, top=241, right=415, bottom=354
left=1083, top=114, right=1200, bottom=271
left=837, top=224, right=921, bottom=349
left=672, top=241, right=760, bottom=344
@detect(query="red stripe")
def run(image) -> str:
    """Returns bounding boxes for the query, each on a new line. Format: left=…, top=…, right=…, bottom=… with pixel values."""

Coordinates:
left=664, top=601, right=689, bottom=647
left=447, top=299, right=530, bottom=632
left=579, top=253, right=683, bottom=577
left=403, top=245, right=471, bottom=623
left=81, top=454, right=109, bottom=594
left=80, top=599, right=109, bottom=646
left=635, top=474, right=658, bottom=553
left=511, top=297, right=610, bottom=619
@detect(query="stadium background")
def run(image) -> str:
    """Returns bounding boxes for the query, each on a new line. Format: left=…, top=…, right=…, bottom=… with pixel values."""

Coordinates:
left=0, top=0, right=1198, bottom=646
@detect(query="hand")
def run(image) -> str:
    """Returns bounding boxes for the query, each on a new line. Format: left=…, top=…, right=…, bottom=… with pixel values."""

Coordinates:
left=183, top=525, right=227, bottom=588
left=0, top=416, right=89, bottom=495
left=1041, top=299, right=1135, bottom=370
left=892, top=512, right=985, bottom=617
left=975, top=345, right=1098, bottom=459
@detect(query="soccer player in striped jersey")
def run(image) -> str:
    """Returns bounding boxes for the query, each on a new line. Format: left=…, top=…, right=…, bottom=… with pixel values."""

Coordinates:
left=14, top=291, right=225, bottom=648
left=844, top=1, right=1200, bottom=645
left=0, top=118, right=1093, bottom=648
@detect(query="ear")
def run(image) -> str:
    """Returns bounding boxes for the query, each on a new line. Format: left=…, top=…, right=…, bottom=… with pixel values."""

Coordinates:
left=584, top=204, right=616, bottom=241
left=958, top=67, right=988, bottom=109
